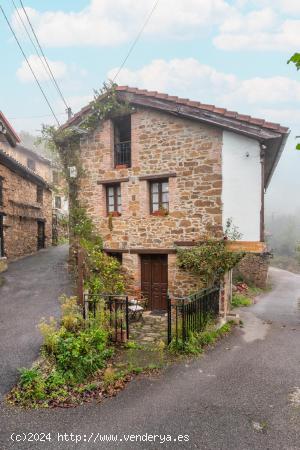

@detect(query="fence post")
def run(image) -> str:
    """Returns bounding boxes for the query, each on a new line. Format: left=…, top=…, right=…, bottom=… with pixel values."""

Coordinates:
left=77, top=246, right=84, bottom=307
left=182, top=299, right=186, bottom=342
left=167, top=293, right=172, bottom=345
left=125, top=296, right=129, bottom=340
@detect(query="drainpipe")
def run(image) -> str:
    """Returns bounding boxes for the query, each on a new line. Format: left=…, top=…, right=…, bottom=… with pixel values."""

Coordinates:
left=260, top=144, right=266, bottom=242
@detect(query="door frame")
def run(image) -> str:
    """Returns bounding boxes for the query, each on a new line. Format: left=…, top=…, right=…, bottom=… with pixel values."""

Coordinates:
left=141, top=254, right=168, bottom=311
left=0, top=214, right=4, bottom=257
left=37, top=220, right=46, bottom=250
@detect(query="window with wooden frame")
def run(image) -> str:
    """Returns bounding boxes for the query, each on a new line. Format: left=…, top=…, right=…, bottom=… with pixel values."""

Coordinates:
left=0, top=177, right=3, bottom=206
left=150, top=179, right=169, bottom=214
left=55, top=196, right=62, bottom=209
left=113, top=115, right=131, bottom=168
left=36, top=185, right=43, bottom=203
left=106, top=184, right=121, bottom=215
left=27, top=158, right=36, bottom=171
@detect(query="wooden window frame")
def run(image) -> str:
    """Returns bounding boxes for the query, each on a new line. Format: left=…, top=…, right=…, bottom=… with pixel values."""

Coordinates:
left=0, top=177, right=3, bottom=207
left=55, top=196, right=62, bottom=209
left=36, top=185, right=43, bottom=204
left=149, top=179, right=169, bottom=214
left=27, top=158, right=36, bottom=171
left=106, top=183, right=121, bottom=215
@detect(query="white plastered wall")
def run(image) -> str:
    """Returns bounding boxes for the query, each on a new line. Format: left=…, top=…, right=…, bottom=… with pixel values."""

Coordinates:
left=222, top=131, right=262, bottom=241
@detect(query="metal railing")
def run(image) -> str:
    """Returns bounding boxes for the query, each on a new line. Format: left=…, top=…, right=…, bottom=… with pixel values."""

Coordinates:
left=114, top=141, right=131, bottom=167
left=167, top=286, right=220, bottom=344
left=83, top=294, right=129, bottom=342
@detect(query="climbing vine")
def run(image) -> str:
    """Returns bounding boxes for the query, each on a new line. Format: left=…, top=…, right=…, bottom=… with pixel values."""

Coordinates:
left=177, top=239, right=245, bottom=287
left=38, top=82, right=129, bottom=295
left=39, top=82, right=131, bottom=235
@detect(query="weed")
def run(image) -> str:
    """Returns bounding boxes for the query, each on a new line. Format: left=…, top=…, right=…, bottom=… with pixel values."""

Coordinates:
left=231, top=293, right=252, bottom=308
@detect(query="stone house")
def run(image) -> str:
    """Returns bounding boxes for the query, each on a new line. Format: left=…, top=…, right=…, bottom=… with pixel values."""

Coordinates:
left=62, top=87, right=289, bottom=310
left=0, top=112, right=52, bottom=268
left=0, top=111, right=69, bottom=246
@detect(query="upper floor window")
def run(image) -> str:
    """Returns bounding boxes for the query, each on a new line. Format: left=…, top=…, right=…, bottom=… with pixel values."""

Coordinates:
left=37, top=185, right=43, bottom=204
left=150, top=180, right=169, bottom=214
left=0, top=177, right=3, bottom=206
left=106, top=184, right=121, bottom=215
left=52, top=171, right=60, bottom=185
left=55, top=196, right=62, bottom=209
left=113, top=115, right=131, bottom=168
left=27, top=158, right=36, bottom=171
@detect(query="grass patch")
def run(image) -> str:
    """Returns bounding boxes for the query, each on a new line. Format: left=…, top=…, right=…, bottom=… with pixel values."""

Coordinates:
left=231, top=293, right=252, bottom=308
left=168, top=321, right=234, bottom=355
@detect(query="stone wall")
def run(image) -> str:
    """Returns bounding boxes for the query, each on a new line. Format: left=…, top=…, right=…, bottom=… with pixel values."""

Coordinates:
left=234, top=253, right=269, bottom=288
left=1, top=140, right=52, bottom=183
left=0, top=162, right=52, bottom=260
left=78, top=108, right=222, bottom=297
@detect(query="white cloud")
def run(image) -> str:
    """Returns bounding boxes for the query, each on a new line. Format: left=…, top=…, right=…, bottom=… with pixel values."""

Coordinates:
left=108, top=58, right=237, bottom=99
left=214, top=1, right=300, bottom=52
left=16, top=54, right=67, bottom=83
left=219, top=8, right=277, bottom=33
left=12, top=0, right=233, bottom=47
left=108, top=58, right=299, bottom=127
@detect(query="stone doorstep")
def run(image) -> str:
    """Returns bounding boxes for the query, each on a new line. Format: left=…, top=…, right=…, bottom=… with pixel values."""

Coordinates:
left=0, top=257, right=8, bottom=273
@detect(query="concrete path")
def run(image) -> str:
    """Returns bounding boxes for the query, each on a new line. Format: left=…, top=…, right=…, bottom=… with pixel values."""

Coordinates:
left=1, top=266, right=299, bottom=449
left=0, top=245, right=72, bottom=398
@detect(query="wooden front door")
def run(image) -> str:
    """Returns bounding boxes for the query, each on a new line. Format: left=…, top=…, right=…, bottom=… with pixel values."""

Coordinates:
left=0, top=215, right=4, bottom=257
left=141, top=254, right=168, bottom=310
left=37, top=220, right=45, bottom=250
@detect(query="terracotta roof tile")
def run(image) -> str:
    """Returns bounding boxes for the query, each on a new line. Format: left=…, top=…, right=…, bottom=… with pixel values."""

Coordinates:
left=62, top=86, right=289, bottom=135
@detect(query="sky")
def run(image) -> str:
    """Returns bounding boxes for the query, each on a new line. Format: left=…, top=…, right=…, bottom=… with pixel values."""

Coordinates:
left=1, top=0, right=300, bottom=215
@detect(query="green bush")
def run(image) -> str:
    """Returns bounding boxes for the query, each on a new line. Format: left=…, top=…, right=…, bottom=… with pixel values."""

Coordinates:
left=55, top=326, right=113, bottom=382
left=18, top=368, right=46, bottom=402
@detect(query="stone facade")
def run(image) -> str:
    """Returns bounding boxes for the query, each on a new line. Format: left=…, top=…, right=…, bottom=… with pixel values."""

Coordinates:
left=0, top=159, right=52, bottom=261
left=234, top=253, right=270, bottom=288
left=78, top=107, right=223, bottom=298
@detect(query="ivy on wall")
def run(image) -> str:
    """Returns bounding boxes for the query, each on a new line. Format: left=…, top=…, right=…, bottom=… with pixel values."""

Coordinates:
left=38, top=82, right=129, bottom=296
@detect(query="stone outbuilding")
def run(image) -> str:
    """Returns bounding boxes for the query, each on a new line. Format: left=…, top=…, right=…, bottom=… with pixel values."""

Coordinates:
left=62, top=87, right=289, bottom=309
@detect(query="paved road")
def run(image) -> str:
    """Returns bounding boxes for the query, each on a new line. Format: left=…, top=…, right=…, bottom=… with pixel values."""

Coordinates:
left=1, top=266, right=300, bottom=449
left=0, top=245, right=72, bottom=398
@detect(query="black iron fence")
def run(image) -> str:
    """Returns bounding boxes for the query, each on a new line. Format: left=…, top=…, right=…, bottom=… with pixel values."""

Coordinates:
left=114, top=141, right=131, bottom=167
left=167, top=286, right=220, bottom=344
left=83, top=294, right=129, bottom=342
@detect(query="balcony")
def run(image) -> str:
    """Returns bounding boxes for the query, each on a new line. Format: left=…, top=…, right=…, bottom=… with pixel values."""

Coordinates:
left=114, top=141, right=131, bottom=168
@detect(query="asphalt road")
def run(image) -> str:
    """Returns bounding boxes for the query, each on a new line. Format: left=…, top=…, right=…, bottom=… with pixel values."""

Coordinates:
left=1, top=262, right=300, bottom=450
left=0, top=245, right=72, bottom=398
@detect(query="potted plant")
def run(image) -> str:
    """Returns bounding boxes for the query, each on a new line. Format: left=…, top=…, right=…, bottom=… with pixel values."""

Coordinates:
left=115, top=164, right=128, bottom=169
left=110, top=211, right=121, bottom=217
left=152, top=207, right=169, bottom=217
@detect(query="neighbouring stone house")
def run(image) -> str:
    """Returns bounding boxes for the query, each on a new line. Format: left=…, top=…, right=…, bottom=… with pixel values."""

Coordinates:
left=0, top=112, right=52, bottom=267
left=62, top=87, right=289, bottom=310
left=0, top=111, right=69, bottom=246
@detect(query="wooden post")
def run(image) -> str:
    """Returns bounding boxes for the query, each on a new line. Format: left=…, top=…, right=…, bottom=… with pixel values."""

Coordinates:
left=77, top=246, right=84, bottom=307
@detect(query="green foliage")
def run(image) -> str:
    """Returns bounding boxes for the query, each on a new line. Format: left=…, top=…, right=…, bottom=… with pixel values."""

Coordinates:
left=231, top=293, right=252, bottom=308
left=54, top=326, right=112, bottom=382
left=288, top=53, right=300, bottom=70
left=168, top=321, right=234, bottom=355
left=177, top=239, right=245, bottom=286
left=81, top=81, right=133, bottom=131
left=18, top=368, right=46, bottom=401
left=81, top=239, right=125, bottom=295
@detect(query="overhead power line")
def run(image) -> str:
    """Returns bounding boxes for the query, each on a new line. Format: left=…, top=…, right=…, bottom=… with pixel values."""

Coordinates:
left=113, top=0, right=160, bottom=82
left=11, top=0, right=53, bottom=88
left=0, top=5, right=61, bottom=126
left=18, top=0, right=70, bottom=114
